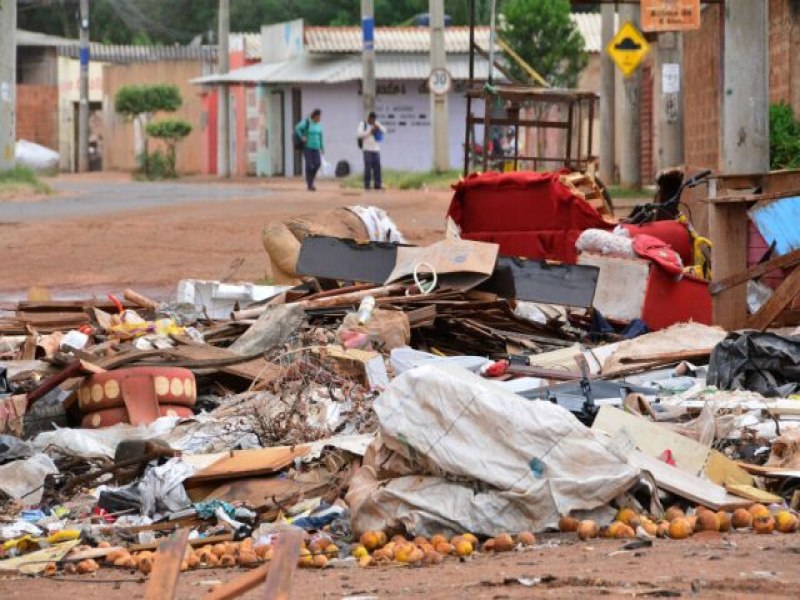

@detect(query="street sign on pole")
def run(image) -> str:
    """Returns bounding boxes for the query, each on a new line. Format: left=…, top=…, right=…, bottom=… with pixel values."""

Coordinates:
left=606, top=21, right=651, bottom=78
left=428, top=68, right=452, bottom=96
left=641, top=0, right=701, bottom=33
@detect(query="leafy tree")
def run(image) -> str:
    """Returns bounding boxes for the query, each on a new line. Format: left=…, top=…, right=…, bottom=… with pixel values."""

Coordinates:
left=770, top=101, right=800, bottom=170
left=145, top=119, right=193, bottom=177
left=500, top=0, right=587, bottom=88
left=114, top=84, right=183, bottom=178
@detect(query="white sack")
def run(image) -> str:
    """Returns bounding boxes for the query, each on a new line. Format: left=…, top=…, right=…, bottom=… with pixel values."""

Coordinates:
left=0, top=453, right=58, bottom=504
left=347, top=364, right=639, bottom=536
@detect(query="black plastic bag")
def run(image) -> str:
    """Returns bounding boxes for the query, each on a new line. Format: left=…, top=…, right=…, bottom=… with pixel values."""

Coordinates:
left=707, top=331, right=800, bottom=397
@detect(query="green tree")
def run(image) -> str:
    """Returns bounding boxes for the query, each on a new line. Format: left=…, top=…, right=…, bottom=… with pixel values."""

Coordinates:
left=114, top=84, right=183, bottom=178
left=500, top=0, right=587, bottom=88
left=145, top=119, right=193, bottom=177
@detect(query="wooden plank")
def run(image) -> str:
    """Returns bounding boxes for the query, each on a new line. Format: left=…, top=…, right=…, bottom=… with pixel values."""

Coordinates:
left=709, top=247, right=800, bottom=295
left=205, top=563, right=270, bottom=600
left=619, top=348, right=715, bottom=365
left=626, top=449, right=751, bottom=511
left=709, top=201, right=750, bottom=330
left=592, top=406, right=710, bottom=477
left=725, top=484, right=783, bottom=504
left=263, top=529, right=303, bottom=600
left=144, top=527, right=190, bottom=600
left=184, top=445, right=310, bottom=485
left=747, top=265, right=800, bottom=330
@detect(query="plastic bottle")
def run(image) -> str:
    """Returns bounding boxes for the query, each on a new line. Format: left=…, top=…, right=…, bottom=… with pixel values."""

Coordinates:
left=356, top=296, right=376, bottom=325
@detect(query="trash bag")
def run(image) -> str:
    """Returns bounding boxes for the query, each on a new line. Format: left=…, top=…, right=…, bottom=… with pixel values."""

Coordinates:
left=320, top=157, right=335, bottom=179
left=335, top=160, right=350, bottom=178
left=0, top=435, right=33, bottom=465
left=15, top=140, right=59, bottom=171
left=347, top=364, right=639, bottom=537
left=707, top=331, right=800, bottom=397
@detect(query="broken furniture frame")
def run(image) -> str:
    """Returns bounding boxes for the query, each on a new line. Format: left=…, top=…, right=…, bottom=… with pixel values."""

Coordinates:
left=708, top=170, right=800, bottom=330
left=463, top=85, right=599, bottom=176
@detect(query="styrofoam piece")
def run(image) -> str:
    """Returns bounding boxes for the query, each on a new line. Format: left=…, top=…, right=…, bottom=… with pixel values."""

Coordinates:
left=176, top=279, right=291, bottom=319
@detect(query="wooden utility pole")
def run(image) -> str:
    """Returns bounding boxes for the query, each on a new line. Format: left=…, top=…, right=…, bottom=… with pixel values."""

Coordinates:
left=599, top=3, right=616, bottom=183
left=217, top=0, right=231, bottom=177
left=78, top=0, right=90, bottom=172
left=619, top=3, right=641, bottom=188
left=361, top=0, right=376, bottom=116
left=721, top=0, right=769, bottom=173
left=430, top=0, right=449, bottom=172
left=655, top=31, right=684, bottom=171
left=0, top=0, right=16, bottom=170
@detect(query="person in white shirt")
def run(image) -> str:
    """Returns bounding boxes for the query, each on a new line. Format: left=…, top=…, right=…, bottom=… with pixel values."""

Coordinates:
left=357, top=112, right=386, bottom=190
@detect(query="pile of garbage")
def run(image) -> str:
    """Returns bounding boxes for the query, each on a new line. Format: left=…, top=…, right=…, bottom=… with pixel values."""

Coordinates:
left=1, top=198, right=800, bottom=591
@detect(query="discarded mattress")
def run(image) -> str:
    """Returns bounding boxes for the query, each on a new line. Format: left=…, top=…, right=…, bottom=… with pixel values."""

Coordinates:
left=347, top=364, right=639, bottom=537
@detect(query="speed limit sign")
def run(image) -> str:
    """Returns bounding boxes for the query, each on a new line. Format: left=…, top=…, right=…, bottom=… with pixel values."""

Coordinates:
left=428, top=68, right=452, bottom=95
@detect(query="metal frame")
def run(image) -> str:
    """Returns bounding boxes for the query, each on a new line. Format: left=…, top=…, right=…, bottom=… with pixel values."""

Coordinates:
left=464, top=0, right=598, bottom=175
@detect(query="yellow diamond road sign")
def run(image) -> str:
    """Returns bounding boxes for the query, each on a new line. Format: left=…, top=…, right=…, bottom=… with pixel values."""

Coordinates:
left=607, top=21, right=651, bottom=78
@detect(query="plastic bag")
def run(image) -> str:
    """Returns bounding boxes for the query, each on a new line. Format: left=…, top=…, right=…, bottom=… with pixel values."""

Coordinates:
left=320, top=157, right=335, bottom=178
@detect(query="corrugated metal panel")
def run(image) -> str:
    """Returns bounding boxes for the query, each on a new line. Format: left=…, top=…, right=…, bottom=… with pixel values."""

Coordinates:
left=305, top=26, right=491, bottom=54
left=570, top=12, right=610, bottom=54
left=193, top=53, right=496, bottom=85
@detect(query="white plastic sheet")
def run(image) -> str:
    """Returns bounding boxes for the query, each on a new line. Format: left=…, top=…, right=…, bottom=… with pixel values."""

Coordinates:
left=0, top=454, right=58, bottom=504
left=347, top=365, right=639, bottom=537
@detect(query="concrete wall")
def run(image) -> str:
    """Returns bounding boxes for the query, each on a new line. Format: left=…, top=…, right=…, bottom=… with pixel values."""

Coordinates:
left=16, top=84, right=59, bottom=151
left=297, top=80, right=469, bottom=174
left=102, top=60, right=206, bottom=174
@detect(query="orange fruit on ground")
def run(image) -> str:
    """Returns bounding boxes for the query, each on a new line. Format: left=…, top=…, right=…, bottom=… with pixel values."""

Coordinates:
left=685, top=515, right=698, bottom=531
left=731, top=508, right=753, bottom=529
left=312, top=554, right=328, bottom=568
left=493, top=533, right=515, bottom=552
left=749, top=504, right=770, bottom=519
left=518, top=531, right=536, bottom=546
left=360, top=531, right=381, bottom=551
left=696, top=511, right=720, bottom=532
left=413, top=536, right=429, bottom=547
left=324, top=544, right=339, bottom=558
left=408, top=548, right=425, bottom=563
left=482, top=538, right=496, bottom=552
left=372, top=547, right=393, bottom=561
left=422, top=550, right=443, bottom=565
left=558, top=516, right=580, bottom=532
left=220, top=554, right=237, bottom=567
left=754, top=515, right=775, bottom=534
left=238, top=551, right=259, bottom=566
left=641, top=520, right=658, bottom=537
left=616, top=508, right=638, bottom=526
left=656, top=521, right=671, bottom=538
left=351, top=543, right=368, bottom=557
left=375, top=531, right=388, bottom=547
left=430, top=534, right=448, bottom=547
left=665, top=506, right=685, bottom=522
left=298, top=547, right=313, bottom=567
left=454, top=539, right=474, bottom=557
left=668, top=518, right=693, bottom=539
left=577, top=520, right=599, bottom=540
left=462, top=533, right=479, bottom=547
left=716, top=512, right=731, bottom=533
left=358, top=555, right=373, bottom=568
left=435, top=542, right=455, bottom=555
left=775, top=511, right=798, bottom=533
left=394, top=543, right=415, bottom=563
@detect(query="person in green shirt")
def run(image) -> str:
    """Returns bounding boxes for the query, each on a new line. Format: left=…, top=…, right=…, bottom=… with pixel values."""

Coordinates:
left=294, top=109, right=324, bottom=191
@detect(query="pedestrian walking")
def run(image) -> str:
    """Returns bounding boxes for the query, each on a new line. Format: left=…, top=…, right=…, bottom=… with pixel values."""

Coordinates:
left=357, top=112, right=386, bottom=190
left=294, top=109, right=324, bottom=191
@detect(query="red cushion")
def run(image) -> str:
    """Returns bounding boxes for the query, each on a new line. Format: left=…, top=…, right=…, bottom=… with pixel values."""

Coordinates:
left=622, top=221, right=694, bottom=266
left=642, top=268, right=712, bottom=330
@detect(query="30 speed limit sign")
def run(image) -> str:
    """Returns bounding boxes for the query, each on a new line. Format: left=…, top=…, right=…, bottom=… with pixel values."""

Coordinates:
left=428, top=68, right=452, bottom=95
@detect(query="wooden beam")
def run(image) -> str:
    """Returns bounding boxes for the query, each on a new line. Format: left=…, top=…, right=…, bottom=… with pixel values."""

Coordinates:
left=709, top=200, right=750, bottom=330
left=144, top=528, right=190, bottom=600
left=709, top=247, right=800, bottom=295
left=263, top=529, right=303, bottom=600
left=205, top=563, right=270, bottom=600
left=747, top=266, right=800, bottom=330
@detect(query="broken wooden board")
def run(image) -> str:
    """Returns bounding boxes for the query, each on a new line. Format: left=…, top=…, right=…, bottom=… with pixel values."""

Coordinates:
left=183, top=445, right=310, bottom=486
left=0, top=539, right=80, bottom=575
left=705, top=450, right=755, bottom=487
left=296, top=235, right=401, bottom=284
left=625, top=449, right=751, bottom=511
left=263, top=529, right=303, bottom=600
left=724, top=484, right=783, bottom=504
left=592, top=406, right=710, bottom=477
left=747, top=265, right=800, bottom=331
left=737, top=462, right=800, bottom=479
left=479, top=256, right=599, bottom=308
left=205, top=563, right=270, bottom=600
left=144, top=527, right=190, bottom=600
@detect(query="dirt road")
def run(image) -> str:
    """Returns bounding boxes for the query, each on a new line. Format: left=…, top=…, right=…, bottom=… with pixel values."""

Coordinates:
left=1, top=532, right=797, bottom=599
left=0, top=173, right=451, bottom=301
